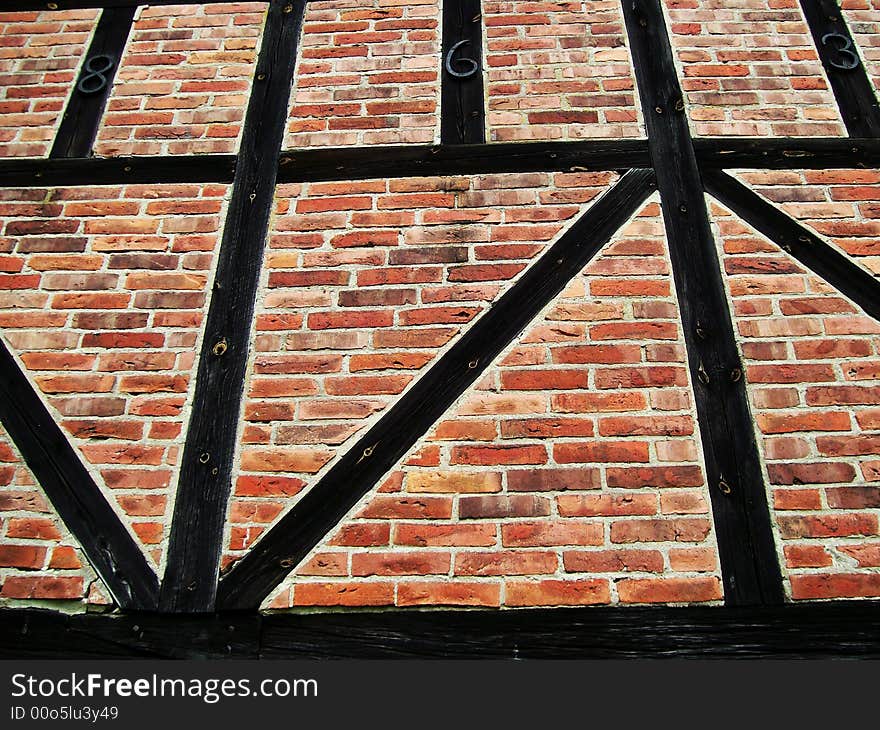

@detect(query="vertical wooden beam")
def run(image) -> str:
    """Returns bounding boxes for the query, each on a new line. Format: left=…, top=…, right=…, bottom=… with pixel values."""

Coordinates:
left=440, top=0, right=485, bottom=144
left=799, top=0, right=880, bottom=137
left=217, top=170, right=656, bottom=610
left=621, top=0, right=785, bottom=605
left=50, top=6, right=135, bottom=159
left=158, top=0, right=306, bottom=613
left=0, top=340, right=159, bottom=610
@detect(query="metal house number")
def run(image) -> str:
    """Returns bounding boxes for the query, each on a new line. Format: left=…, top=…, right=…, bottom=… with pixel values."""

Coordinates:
left=76, top=54, right=115, bottom=95
left=821, top=33, right=861, bottom=71
left=445, top=39, right=479, bottom=79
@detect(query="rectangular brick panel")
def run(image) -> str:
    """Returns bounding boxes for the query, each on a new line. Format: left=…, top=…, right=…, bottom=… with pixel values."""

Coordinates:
left=714, top=169, right=880, bottom=601
left=665, top=0, right=845, bottom=136
left=93, top=3, right=268, bottom=157
left=283, top=0, right=440, bottom=149
left=484, top=0, right=644, bottom=142
left=0, top=183, right=230, bottom=566
left=0, top=10, right=99, bottom=158
left=263, top=196, right=723, bottom=609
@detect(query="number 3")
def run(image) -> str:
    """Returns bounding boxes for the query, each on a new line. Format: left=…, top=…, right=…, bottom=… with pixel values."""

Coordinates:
left=821, top=32, right=861, bottom=71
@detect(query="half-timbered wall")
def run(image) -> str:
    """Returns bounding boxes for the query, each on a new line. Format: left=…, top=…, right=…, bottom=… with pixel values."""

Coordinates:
left=1, top=0, right=879, bottom=617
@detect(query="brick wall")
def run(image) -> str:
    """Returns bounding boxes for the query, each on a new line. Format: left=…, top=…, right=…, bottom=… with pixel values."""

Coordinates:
left=93, top=3, right=267, bottom=157
left=484, top=0, right=644, bottom=141
left=227, top=171, right=618, bottom=566
left=284, top=0, right=440, bottom=149
left=664, top=0, right=845, bottom=137
left=0, top=10, right=98, bottom=158
left=264, top=196, right=722, bottom=609
left=0, top=183, right=230, bottom=574
left=715, top=169, right=880, bottom=600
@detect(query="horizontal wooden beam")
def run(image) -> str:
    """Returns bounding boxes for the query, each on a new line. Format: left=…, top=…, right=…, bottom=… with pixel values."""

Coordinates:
left=217, top=168, right=656, bottom=610
left=2, top=139, right=878, bottom=191
left=277, top=140, right=651, bottom=182
left=0, top=340, right=159, bottom=610
left=693, top=138, right=880, bottom=169
left=703, top=169, right=880, bottom=323
left=0, top=155, right=236, bottom=188
left=8, top=0, right=281, bottom=10
left=2, top=602, right=880, bottom=658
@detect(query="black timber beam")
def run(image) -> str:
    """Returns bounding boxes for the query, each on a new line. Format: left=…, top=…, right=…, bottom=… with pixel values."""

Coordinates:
left=216, top=169, right=656, bottom=610
left=50, top=6, right=134, bottom=158
left=704, top=170, right=880, bottom=323
left=799, top=0, right=880, bottom=137
left=158, top=0, right=306, bottom=613
left=693, top=138, right=880, bottom=169
left=440, top=0, right=485, bottom=144
left=622, top=0, right=784, bottom=606
left=0, top=341, right=159, bottom=610
left=3, top=602, right=880, bottom=658
left=277, top=140, right=651, bottom=182
left=0, top=156, right=237, bottom=187
left=3, top=138, right=880, bottom=190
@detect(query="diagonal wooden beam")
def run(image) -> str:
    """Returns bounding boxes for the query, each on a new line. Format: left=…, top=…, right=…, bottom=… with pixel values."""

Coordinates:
left=158, top=0, right=307, bottom=613
left=0, top=339, right=159, bottom=610
left=216, top=168, right=656, bottom=610
left=703, top=169, right=880, bottom=322
left=622, top=0, right=784, bottom=606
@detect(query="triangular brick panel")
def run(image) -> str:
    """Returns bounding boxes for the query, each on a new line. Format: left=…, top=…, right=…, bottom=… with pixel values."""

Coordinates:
left=261, top=197, right=724, bottom=609
left=0, top=425, right=111, bottom=607
left=0, top=182, right=232, bottom=565
left=710, top=192, right=880, bottom=601
left=227, top=171, right=620, bottom=564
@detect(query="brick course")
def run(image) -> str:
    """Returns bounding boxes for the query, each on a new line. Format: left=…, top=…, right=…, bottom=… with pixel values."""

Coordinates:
left=0, top=10, right=98, bottom=158
left=841, top=0, right=880, bottom=97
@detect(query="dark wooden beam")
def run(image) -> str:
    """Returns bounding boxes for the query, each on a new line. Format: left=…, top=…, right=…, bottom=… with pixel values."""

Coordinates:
left=0, top=156, right=236, bottom=187
left=799, top=0, right=880, bottom=137
left=49, top=6, right=134, bottom=158
left=704, top=170, right=880, bottom=322
left=2, top=602, right=880, bottom=658
left=217, top=168, right=656, bottom=611
left=694, top=138, right=880, bottom=169
left=0, top=340, right=158, bottom=610
left=440, top=0, right=485, bottom=144
left=158, top=0, right=307, bottom=614
left=622, top=0, right=784, bottom=606
left=277, top=140, right=651, bottom=182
